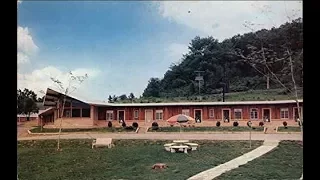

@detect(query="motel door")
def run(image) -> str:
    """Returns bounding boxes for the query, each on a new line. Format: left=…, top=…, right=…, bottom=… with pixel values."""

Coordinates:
left=118, top=110, right=125, bottom=122
left=145, top=110, right=153, bottom=123
left=263, top=109, right=271, bottom=122
left=223, top=110, right=230, bottom=121
left=194, top=110, right=202, bottom=123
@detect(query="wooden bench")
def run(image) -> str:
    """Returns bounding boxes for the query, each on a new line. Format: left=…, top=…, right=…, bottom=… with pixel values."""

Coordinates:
left=92, top=138, right=113, bottom=149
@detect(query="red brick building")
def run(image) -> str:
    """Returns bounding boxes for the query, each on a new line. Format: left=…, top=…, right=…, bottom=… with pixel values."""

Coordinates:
left=39, top=88, right=303, bottom=127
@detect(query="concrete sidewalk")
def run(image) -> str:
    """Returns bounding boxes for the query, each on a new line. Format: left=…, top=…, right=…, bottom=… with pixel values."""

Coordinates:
left=18, top=132, right=302, bottom=141
left=187, top=140, right=279, bottom=180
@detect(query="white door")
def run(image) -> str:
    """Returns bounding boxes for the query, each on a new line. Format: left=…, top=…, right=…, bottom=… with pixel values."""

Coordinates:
left=145, top=110, right=153, bottom=123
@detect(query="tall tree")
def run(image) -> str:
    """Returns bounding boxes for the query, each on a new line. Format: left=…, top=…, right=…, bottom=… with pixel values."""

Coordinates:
left=17, top=88, right=39, bottom=121
left=143, top=78, right=161, bottom=97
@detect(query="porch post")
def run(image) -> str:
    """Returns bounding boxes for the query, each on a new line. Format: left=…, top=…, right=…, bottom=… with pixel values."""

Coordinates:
left=70, top=101, right=73, bottom=118
left=164, top=107, right=169, bottom=120
left=80, top=108, right=82, bottom=118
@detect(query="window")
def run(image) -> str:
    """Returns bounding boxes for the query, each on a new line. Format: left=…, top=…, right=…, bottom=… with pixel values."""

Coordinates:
left=155, top=110, right=163, bottom=120
left=234, top=109, right=242, bottom=119
left=72, top=109, right=80, bottom=117
left=134, top=110, right=139, bottom=119
left=209, top=109, right=214, bottom=118
left=82, top=108, right=90, bottom=117
left=182, top=109, right=190, bottom=116
left=106, top=110, right=113, bottom=120
left=250, top=108, right=258, bottom=119
left=280, top=108, right=289, bottom=119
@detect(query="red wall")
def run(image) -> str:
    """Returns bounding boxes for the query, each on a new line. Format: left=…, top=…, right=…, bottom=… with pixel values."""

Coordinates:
left=96, top=103, right=303, bottom=122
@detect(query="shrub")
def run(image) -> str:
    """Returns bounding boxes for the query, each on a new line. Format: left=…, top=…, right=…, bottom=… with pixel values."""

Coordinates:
left=283, top=121, right=288, bottom=128
left=132, top=122, right=139, bottom=128
left=152, top=122, right=159, bottom=130
left=107, top=121, right=112, bottom=128
left=125, top=126, right=134, bottom=130
left=122, top=122, right=127, bottom=127
left=233, top=121, right=239, bottom=127
left=259, top=121, right=264, bottom=127
left=216, top=121, right=221, bottom=127
left=247, top=121, right=252, bottom=128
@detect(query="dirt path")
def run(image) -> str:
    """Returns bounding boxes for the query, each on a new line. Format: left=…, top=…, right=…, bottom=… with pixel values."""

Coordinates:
left=18, top=132, right=302, bottom=141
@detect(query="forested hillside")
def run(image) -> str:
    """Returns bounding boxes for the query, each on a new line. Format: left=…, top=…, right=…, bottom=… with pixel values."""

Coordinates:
left=142, top=18, right=303, bottom=98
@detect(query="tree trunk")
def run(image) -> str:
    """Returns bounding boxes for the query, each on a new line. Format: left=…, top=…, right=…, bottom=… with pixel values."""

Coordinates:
left=57, top=96, right=66, bottom=151
left=266, top=74, right=270, bottom=89
left=287, top=48, right=303, bottom=180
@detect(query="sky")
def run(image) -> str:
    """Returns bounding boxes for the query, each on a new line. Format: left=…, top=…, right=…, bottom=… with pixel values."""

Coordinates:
left=17, top=1, right=302, bottom=101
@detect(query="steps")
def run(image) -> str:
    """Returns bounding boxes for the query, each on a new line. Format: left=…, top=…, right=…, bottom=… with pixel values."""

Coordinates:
left=137, top=127, right=148, bottom=134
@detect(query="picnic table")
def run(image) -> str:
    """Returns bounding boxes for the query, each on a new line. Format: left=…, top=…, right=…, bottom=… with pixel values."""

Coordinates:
left=164, top=140, right=199, bottom=153
left=169, top=145, right=190, bottom=154
left=173, top=140, right=189, bottom=143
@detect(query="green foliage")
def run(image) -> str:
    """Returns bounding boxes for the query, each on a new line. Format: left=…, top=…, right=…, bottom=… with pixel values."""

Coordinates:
left=128, top=92, right=135, bottom=102
left=108, top=95, right=113, bottom=103
left=17, top=88, right=39, bottom=119
left=142, top=18, right=303, bottom=98
left=143, top=78, right=162, bottom=97
left=119, top=94, right=127, bottom=100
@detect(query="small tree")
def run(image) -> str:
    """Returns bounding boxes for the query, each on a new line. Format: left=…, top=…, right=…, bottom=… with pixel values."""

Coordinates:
left=107, top=121, right=112, bottom=128
left=108, top=95, right=113, bottom=103
left=112, top=95, right=118, bottom=102
left=132, top=122, right=139, bottom=129
left=50, top=71, right=88, bottom=151
left=122, top=121, right=126, bottom=127
left=129, top=93, right=135, bottom=103
left=119, top=94, right=128, bottom=101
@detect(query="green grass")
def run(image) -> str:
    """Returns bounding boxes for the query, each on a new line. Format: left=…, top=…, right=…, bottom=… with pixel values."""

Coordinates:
left=277, top=126, right=302, bottom=132
left=18, top=139, right=262, bottom=180
left=30, top=127, right=136, bottom=133
left=215, top=140, right=303, bottom=180
left=148, top=126, right=264, bottom=132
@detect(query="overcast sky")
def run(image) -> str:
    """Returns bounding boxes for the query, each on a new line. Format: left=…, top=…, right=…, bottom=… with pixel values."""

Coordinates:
left=17, top=1, right=302, bottom=101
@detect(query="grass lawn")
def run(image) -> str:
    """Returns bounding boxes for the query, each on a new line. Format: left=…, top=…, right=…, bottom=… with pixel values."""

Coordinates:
left=215, top=141, right=303, bottom=180
left=277, top=126, right=302, bottom=132
left=148, top=126, right=264, bottom=132
left=30, top=127, right=136, bottom=133
left=18, top=139, right=262, bottom=180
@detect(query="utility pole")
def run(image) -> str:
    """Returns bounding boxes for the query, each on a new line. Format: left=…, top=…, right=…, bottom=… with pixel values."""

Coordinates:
left=222, top=83, right=225, bottom=102
left=195, top=71, right=204, bottom=100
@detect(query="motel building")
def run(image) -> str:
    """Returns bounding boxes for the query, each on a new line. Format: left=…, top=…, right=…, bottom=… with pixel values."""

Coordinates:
left=38, top=88, right=303, bottom=128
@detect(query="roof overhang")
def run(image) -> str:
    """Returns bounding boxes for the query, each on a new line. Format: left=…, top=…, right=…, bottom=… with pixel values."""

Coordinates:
left=87, top=99, right=303, bottom=107
left=43, top=88, right=89, bottom=107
